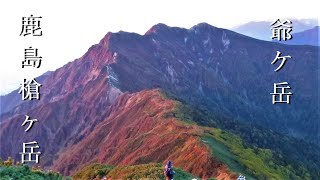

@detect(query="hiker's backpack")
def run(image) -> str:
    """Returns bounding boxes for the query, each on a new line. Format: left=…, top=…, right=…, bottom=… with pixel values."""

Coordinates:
left=166, top=168, right=174, bottom=178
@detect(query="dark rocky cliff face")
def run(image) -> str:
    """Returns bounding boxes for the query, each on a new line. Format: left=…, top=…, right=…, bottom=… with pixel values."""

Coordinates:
left=104, top=23, right=319, bottom=143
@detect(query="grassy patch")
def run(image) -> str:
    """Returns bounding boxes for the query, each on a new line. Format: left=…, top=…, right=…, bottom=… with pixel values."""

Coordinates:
left=203, top=129, right=310, bottom=180
left=73, top=163, right=114, bottom=179
left=74, top=163, right=197, bottom=180
left=0, top=164, right=66, bottom=180
left=202, top=135, right=255, bottom=180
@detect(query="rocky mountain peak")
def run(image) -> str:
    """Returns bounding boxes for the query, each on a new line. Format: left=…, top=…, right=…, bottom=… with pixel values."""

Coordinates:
left=145, top=23, right=171, bottom=35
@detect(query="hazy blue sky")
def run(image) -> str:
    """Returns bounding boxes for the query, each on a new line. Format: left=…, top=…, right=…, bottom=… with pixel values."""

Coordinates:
left=0, top=0, right=319, bottom=95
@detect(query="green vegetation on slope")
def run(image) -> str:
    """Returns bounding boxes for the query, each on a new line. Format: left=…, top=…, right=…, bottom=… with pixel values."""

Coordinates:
left=73, top=163, right=197, bottom=180
left=201, top=135, right=255, bottom=179
left=0, top=158, right=66, bottom=180
left=72, top=164, right=114, bottom=180
left=203, top=129, right=310, bottom=180
left=172, top=102, right=316, bottom=179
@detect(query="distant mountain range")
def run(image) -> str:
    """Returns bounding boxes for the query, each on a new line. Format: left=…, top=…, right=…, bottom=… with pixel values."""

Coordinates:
left=275, top=26, right=319, bottom=46
left=232, top=19, right=318, bottom=43
left=1, top=23, right=319, bottom=179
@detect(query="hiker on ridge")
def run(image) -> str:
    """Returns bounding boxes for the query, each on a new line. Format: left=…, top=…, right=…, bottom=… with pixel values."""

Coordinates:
left=164, top=160, right=175, bottom=180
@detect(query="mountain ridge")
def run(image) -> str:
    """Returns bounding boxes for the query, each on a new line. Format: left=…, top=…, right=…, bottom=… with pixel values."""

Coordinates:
left=1, top=22, right=319, bottom=179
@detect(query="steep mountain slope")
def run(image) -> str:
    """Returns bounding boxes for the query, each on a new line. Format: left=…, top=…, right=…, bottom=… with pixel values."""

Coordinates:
left=48, top=89, right=314, bottom=179
left=51, top=89, right=236, bottom=179
left=1, top=23, right=318, bottom=142
left=0, top=46, right=123, bottom=167
left=0, top=23, right=319, bottom=179
left=102, top=23, right=319, bottom=143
